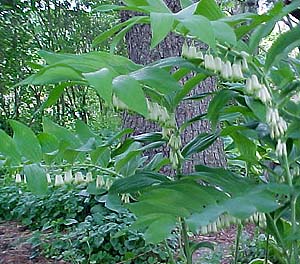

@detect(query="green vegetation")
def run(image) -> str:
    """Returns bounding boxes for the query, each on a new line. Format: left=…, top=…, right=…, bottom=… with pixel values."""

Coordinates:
left=1, top=0, right=300, bottom=263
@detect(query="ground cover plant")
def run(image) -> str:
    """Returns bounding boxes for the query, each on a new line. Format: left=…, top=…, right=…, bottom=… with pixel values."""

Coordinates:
left=1, top=0, right=300, bottom=263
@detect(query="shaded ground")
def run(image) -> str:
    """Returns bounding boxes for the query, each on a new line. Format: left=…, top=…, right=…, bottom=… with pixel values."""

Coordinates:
left=0, top=221, right=254, bottom=264
left=0, top=221, right=67, bottom=264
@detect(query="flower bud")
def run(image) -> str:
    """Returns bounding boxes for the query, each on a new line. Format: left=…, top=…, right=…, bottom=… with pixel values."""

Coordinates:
left=64, top=170, right=73, bottom=183
left=245, top=78, right=253, bottom=94
left=24, top=176, right=27, bottom=184
left=204, top=54, right=215, bottom=71
left=74, top=172, right=84, bottom=184
left=242, top=57, right=249, bottom=71
left=112, top=94, right=128, bottom=110
left=232, top=63, right=244, bottom=80
left=46, top=173, right=51, bottom=184
left=225, top=61, right=233, bottom=78
left=257, top=85, right=271, bottom=104
left=86, top=172, right=93, bottom=182
left=251, top=75, right=261, bottom=91
left=15, top=173, right=22, bottom=183
left=276, top=139, right=287, bottom=157
left=96, top=175, right=105, bottom=188
left=55, top=175, right=64, bottom=186
left=214, top=57, right=223, bottom=72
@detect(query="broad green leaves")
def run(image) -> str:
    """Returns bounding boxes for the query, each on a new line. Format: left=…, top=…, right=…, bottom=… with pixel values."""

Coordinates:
left=0, top=130, right=21, bottom=165
left=265, top=26, right=300, bottom=72
left=150, top=12, right=174, bottom=49
left=24, top=164, right=48, bottom=195
left=113, top=75, right=148, bottom=116
left=84, top=68, right=113, bottom=105
left=10, top=120, right=43, bottom=163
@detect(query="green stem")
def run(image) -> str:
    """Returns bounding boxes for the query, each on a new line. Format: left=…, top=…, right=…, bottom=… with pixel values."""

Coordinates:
left=283, top=154, right=298, bottom=264
left=266, top=214, right=290, bottom=262
left=290, top=195, right=298, bottom=264
left=181, top=218, right=192, bottom=264
left=234, top=223, right=242, bottom=264
left=265, top=234, right=269, bottom=264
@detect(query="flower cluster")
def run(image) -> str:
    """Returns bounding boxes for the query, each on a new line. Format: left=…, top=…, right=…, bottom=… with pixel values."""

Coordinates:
left=53, top=170, right=94, bottom=187
left=245, top=75, right=272, bottom=104
left=146, top=99, right=170, bottom=123
left=275, top=139, right=287, bottom=157
left=199, top=212, right=266, bottom=235
left=203, top=54, right=244, bottom=80
left=266, top=108, right=288, bottom=139
left=181, top=42, right=204, bottom=59
left=112, top=94, right=128, bottom=110
left=96, top=175, right=113, bottom=189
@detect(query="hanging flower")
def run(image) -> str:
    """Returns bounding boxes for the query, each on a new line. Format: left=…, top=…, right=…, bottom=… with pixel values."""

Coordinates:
left=55, top=175, right=64, bottom=186
left=15, top=173, right=22, bottom=183
left=46, top=173, right=52, bottom=184
left=85, top=172, right=93, bottom=182
left=64, top=170, right=73, bottom=183
left=74, top=172, right=84, bottom=184
left=276, top=139, right=287, bottom=157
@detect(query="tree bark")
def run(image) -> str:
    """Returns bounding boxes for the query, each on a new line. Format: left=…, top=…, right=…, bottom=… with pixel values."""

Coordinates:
left=122, top=0, right=226, bottom=171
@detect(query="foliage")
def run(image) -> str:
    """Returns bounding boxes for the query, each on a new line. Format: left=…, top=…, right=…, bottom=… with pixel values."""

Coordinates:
left=0, top=0, right=121, bottom=132
left=2, top=0, right=300, bottom=263
left=0, top=178, right=169, bottom=263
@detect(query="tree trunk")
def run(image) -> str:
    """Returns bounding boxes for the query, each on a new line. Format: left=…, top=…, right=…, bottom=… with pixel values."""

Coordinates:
left=122, top=0, right=226, bottom=171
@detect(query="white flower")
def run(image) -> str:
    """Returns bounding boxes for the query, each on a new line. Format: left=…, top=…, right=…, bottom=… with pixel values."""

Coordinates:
left=55, top=175, right=64, bottom=186
left=257, top=85, right=271, bottom=104
left=232, top=63, right=244, bottom=80
left=251, top=75, right=261, bottom=91
left=245, top=78, right=253, bottom=94
left=181, top=43, right=203, bottom=59
left=85, top=172, right=93, bottom=182
left=74, top=172, right=84, bottom=184
left=64, top=170, right=73, bottom=183
left=15, top=173, right=22, bottom=183
left=204, top=54, right=215, bottom=71
left=242, top=57, right=249, bottom=71
left=112, top=94, right=128, bottom=110
left=276, top=139, right=287, bottom=157
left=96, top=176, right=105, bottom=188
left=24, top=176, right=27, bottom=184
left=214, top=57, right=223, bottom=72
left=221, top=62, right=229, bottom=79
left=46, top=173, right=52, bottom=184
left=225, top=61, right=233, bottom=78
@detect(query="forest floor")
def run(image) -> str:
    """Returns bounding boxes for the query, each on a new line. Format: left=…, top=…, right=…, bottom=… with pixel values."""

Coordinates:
left=0, top=221, right=255, bottom=264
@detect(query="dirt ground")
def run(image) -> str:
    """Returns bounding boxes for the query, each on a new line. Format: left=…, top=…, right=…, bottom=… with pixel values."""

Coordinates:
left=0, top=221, right=67, bottom=264
left=0, top=221, right=254, bottom=264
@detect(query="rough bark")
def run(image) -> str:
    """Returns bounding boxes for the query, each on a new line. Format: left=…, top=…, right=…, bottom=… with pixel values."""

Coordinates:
left=122, top=0, right=226, bottom=171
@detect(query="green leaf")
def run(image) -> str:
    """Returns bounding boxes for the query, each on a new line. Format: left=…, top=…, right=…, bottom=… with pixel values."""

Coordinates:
left=194, top=0, right=224, bottom=20
left=130, top=67, right=180, bottom=95
left=179, top=16, right=216, bottom=49
left=38, top=133, right=59, bottom=154
left=20, top=64, right=83, bottom=86
left=24, top=164, right=48, bottom=195
left=150, top=12, right=174, bottom=49
left=84, top=68, right=113, bottom=105
left=211, top=21, right=236, bottom=46
left=144, top=215, right=176, bottom=244
left=265, top=26, right=300, bottom=72
left=110, top=171, right=170, bottom=193
left=113, top=75, right=148, bottom=116
left=10, top=120, right=42, bottom=163
left=180, top=0, right=193, bottom=8
left=42, top=117, right=80, bottom=148
left=181, top=133, right=218, bottom=158
left=43, top=82, right=69, bottom=108
left=207, top=90, right=237, bottom=129
left=75, top=120, right=97, bottom=144
left=0, top=130, right=21, bottom=165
